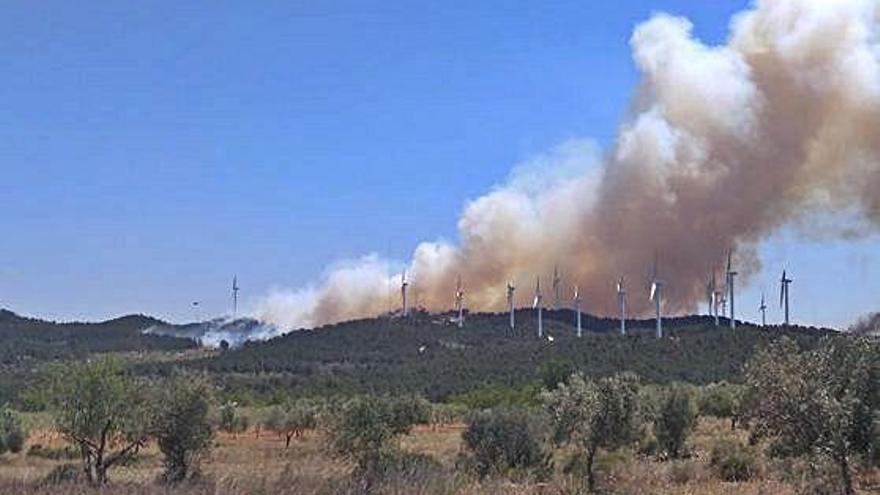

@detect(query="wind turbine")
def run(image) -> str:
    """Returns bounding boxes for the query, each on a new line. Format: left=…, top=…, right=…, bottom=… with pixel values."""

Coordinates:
left=726, top=250, right=737, bottom=330
left=650, top=256, right=664, bottom=339
left=533, top=276, right=544, bottom=338
left=401, top=270, right=409, bottom=317
left=552, top=265, right=562, bottom=309
left=759, top=292, right=767, bottom=327
left=719, top=273, right=728, bottom=319
left=455, top=275, right=465, bottom=328
left=573, top=285, right=582, bottom=338
left=616, top=276, right=627, bottom=336
left=232, top=276, right=240, bottom=319
left=506, top=281, right=516, bottom=331
left=780, top=270, right=792, bottom=325
left=707, top=270, right=719, bottom=327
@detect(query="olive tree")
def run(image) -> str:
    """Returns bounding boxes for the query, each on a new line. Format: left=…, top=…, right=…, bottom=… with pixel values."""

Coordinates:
left=218, top=401, right=249, bottom=436
left=51, top=358, right=149, bottom=484
left=744, top=337, right=880, bottom=495
left=654, top=384, right=697, bottom=459
left=265, top=398, right=320, bottom=448
left=325, top=395, right=430, bottom=487
left=543, top=372, right=642, bottom=492
left=150, top=373, right=215, bottom=483
left=698, top=381, right=744, bottom=430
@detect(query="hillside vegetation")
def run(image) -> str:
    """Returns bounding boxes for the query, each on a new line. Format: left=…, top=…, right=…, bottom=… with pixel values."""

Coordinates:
left=183, top=310, right=836, bottom=403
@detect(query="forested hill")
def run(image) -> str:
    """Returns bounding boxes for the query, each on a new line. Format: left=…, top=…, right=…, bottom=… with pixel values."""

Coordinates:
left=0, top=309, right=196, bottom=367
left=190, top=310, right=838, bottom=402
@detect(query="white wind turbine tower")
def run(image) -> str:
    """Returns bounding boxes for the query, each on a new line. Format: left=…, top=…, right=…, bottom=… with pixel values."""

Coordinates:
left=401, top=270, right=409, bottom=317
left=506, top=281, right=516, bottom=331
left=706, top=270, right=719, bottom=327
left=726, top=250, right=737, bottom=330
left=455, top=275, right=465, bottom=328
left=573, top=285, right=582, bottom=338
left=232, top=275, right=240, bottom=319
left=552, top=265, right=562, bottom=309
left=759, top=292, right=767, bottom=327
left=780, top=270, right=792, bottom=325
left=650, top=257, right=664, bottom=339
left=533, top=276, right=544, bottom=338
left=616, top=276, right=627, bottom=336
left=719, top=277, right=728, bottom=318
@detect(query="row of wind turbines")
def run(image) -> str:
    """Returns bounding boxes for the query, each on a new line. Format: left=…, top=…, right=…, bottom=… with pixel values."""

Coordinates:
left=397, top=253, right=795, bottom=339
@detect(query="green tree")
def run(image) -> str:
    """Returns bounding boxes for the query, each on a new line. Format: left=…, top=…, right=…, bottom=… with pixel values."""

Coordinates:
left=265, top=398, right=320, bottom=448
left=51, top=358, right=149, bottom=484
left=150, top=373, right=215, bottom=483
left=654, top=384, right=697, bottom=459
left=539, top=359, right=575, bottom=391
left=543, top=372, right=641, bottom=492
left=698, top=381, right=744, bottom=430
left=325, top=395, right=429, bottom=488
left=0, top=406, right=25, bottom=455
left=744, top=337, right=880, bottom=495
left=218, top=402, right=249, bottom=436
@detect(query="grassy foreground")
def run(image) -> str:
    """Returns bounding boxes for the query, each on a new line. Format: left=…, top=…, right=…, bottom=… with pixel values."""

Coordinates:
left=1, top=417, right=877, bottom=494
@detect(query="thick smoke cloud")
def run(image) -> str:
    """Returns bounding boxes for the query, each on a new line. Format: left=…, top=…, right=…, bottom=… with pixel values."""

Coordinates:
left=255, top=0, right=880, bottom=331
left=850, top=312, right=880, bottom=335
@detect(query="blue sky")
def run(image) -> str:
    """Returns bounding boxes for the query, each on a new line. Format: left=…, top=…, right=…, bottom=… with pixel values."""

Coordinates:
left=1, top=1, right=877, bottom=328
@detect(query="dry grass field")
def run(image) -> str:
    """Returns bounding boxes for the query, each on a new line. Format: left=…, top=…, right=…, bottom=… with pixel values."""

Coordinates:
left=1, top=416, right=878, bottom=494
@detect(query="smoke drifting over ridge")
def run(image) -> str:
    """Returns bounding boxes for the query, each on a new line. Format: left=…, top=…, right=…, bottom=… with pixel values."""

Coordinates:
left=255, top=0, right=880, bottom=332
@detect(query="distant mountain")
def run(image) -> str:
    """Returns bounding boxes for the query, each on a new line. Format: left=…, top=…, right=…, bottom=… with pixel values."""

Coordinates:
left=0, top=308, right=196, bottom=367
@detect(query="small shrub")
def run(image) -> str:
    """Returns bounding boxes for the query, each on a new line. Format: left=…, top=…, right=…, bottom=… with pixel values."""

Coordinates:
left=43, top=463, right=82, bottom=485
left=430, top=403, right=468, bottom=427
left=709, top=437, right=757, bottom=482
left=0, top=407, right=25, bottom=455
left=539, top=359, right=575, bottom=391
left=698, top=382, right=743, bottom=427
left=459, top=408, right=553, bottom=481
left=667, top=460, right=706, bottom=485
left=27, top=444, right=78, bottom=460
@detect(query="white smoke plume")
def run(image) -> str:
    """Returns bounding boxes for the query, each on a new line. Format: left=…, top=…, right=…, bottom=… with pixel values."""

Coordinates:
left=255, top=0, right=880, bottom=331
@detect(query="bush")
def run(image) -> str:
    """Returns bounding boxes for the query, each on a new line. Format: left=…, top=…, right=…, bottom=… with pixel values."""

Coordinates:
left=0, top=407, right=25, bottom=454
left=43, top=463, right=82, bottom=485
left=218, top=402, right=249, bottom=435
left=709, top=438, right=757, bottom=482
left=430, top=403, right=468, bottom=427
left=459, top=408, right=553, bottom=481
left=539, top=359, right=574, bottom=391
left=654, top=384, right=697, bottom=459
left=387, top=395, right=431, bottom=434
left=325, top=395, right=432, bottom=488
left=667, top=460, right=705, bottom=485
left=699, top=381, right=743, bottom=428
left=27, top=444, right=78, bottom=460
left=151, top=373, right=215, bottom=483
